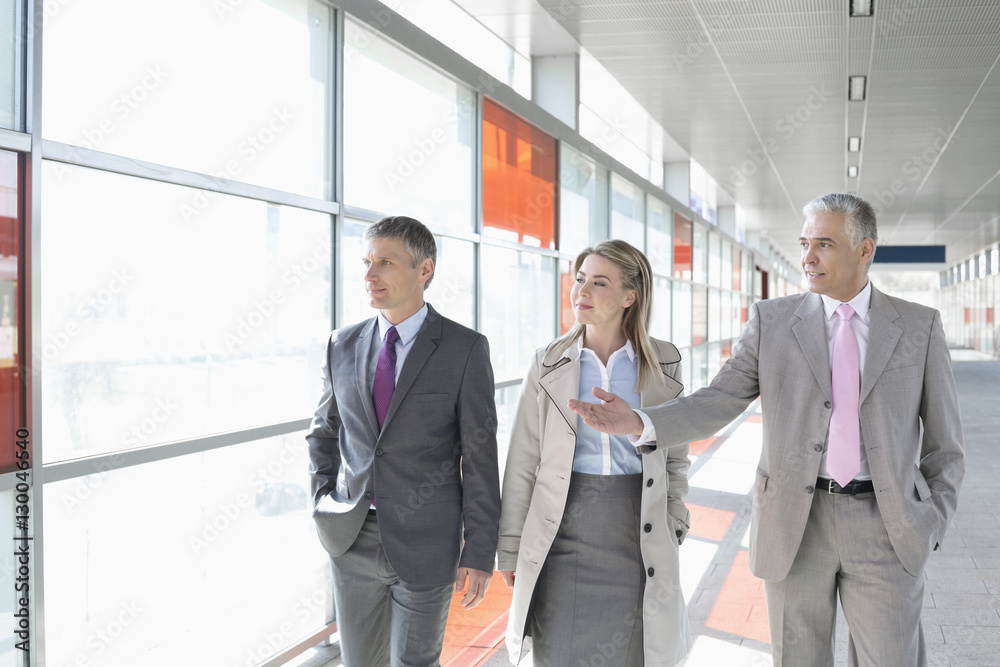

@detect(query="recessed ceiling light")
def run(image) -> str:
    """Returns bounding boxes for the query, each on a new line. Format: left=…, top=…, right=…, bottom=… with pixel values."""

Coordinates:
left=848, top=165, right=859, bottom=178
left=848, top=136, right=861, bottom=152
left=849, top=76, right=867, bottom=101
left=850, top=0, right=873, bottom=17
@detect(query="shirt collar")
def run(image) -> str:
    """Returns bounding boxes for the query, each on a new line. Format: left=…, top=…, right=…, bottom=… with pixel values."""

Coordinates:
left=577, top=336, right=636, bottom=363
left=377, top=304, right=428, bottom=345
left=821, top=280, right=872, bottom=322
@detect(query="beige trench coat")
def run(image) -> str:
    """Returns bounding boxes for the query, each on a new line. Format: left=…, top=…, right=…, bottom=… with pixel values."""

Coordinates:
left=497, top=337, right=693, bottom=666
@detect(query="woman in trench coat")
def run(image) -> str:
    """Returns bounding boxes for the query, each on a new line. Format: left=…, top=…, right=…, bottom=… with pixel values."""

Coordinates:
left=497, top=240, right=692, bottom=666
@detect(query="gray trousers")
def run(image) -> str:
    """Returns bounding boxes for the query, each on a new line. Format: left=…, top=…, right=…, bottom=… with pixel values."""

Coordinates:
left=765, top=488, right=926, bottom=667
left=330, top=513, right=452, bottom=667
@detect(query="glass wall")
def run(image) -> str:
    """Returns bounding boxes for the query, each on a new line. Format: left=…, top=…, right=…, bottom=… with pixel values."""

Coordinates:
left=482, top=99, right=557, bottom=249
left=0, top=0, right=18, bottom=130
left=939, top=243, right=1000, bottom=359
left=610, top=174, right=645, bottom=251
left=0, top=150, right=17, bottom=470
left=559, top=144, right=607, bottom=258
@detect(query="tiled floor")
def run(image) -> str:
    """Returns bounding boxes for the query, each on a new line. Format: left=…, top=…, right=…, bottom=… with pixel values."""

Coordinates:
left=294, top=355, right=1000, bottom=667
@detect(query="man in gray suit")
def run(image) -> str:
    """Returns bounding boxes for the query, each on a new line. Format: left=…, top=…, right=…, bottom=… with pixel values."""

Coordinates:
left=569, top=193, right=964, bottom=667
left=307, top=216, right=501, bottom=666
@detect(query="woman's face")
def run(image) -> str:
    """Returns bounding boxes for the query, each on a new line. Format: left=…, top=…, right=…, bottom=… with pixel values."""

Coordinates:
left=570, top=253, right=636, bottom=329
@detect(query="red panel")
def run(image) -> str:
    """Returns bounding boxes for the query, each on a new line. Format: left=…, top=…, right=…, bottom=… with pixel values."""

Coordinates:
left=0, top=150, right=21, bottom=472
left=732, top=248, right=742, bottom=291
left=481, top=99, right=557, bottom=249
left=673, top=213, right=692, bottom=279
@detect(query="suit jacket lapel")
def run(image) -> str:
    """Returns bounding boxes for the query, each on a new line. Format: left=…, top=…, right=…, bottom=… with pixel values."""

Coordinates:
left=355, top=317, right=380, bottom=435
left=861, top=287, right=902, bottom=404
left=792, top=292, right=833, bottom=401
left=379, top=304, right=440, bottom=433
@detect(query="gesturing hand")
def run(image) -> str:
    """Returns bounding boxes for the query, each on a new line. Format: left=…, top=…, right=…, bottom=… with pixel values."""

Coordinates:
left=568, top=387, right=644, bottom=436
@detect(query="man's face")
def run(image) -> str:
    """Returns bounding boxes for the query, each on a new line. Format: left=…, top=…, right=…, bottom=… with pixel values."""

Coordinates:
left=799, top=212, right=873, bottom=302
left=362, top=237, right=432, bottom=322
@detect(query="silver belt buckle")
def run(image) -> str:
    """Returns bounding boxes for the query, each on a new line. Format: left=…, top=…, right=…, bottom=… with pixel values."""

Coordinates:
left=827, top=479, right=838, bottom=494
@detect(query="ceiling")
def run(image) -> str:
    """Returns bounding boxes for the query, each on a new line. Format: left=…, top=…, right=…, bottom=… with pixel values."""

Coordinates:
left=455, top=0, right=1000, bottom=267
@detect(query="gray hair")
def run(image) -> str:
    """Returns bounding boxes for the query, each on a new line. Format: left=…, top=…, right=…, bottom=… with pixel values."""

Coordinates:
left=364, top=216, right=437, bottom=289
left=802, top=193, right=878, bottom=269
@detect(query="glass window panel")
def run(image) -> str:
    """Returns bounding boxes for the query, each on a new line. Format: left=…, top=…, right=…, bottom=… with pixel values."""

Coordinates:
left=559, top=144, right=607, bottom=258
left=344, top=19, right=474, bottom=231
left=673, top=213, right=692, bottom=280
left=44, top=0, right=332, bottom=199
left=720, top=291, right=732, bottom=341
left=41, top=163, right=332, bottom=462
left=708, top=288, right=721, bottom=342
left=482, top=99, right=557, bottom=249
left=708, top=232, right=722, bottom=288
left=340, top=219, right=474, bottom=330
left=44, top=433, right=328, bottom=667
left=693, top=285, right=708, bottom=345
left=672, top=282, right=692, bottom=348
left=495, top=384, right=521, bottom=483
left=610, top=174, right=644, bottom=251
left=722, top=240, right=733, bottom=292
left=0, top=0, right=18, bottom=129
left=647, top=198, right=671, bottom=274
left=690, top=343, right=708, bottom=392
left=692, top=224, right=707, bottom=285
left=481, top=245, right=556, bottom=382
left=652, top=276, right=672, bottom=342
left=560, top=259, right=575, bottom=335
left=677, top=346, right=692, bottom=391
left=0, top=151, right=19, bottom=471
left=707, top=341, right=722, bottom=386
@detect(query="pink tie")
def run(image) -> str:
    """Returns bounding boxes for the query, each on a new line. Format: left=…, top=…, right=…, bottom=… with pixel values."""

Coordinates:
left=373, top=326, right=400, bottom=430
left=828, top=304, right=861, bottom=486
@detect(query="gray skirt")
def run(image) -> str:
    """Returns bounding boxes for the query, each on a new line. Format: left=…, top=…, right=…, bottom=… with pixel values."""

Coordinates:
left=528, top=472, right=645, bottom=667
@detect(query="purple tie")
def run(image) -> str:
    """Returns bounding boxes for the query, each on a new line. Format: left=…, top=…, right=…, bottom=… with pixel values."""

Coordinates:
left=373, top=326, right=400, bottom=430
left=827, top=304, right=861, bottom=486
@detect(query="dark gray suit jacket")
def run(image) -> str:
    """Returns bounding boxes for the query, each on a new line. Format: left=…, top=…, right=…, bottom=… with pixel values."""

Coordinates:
left=307, top=304, right=501, bottom=586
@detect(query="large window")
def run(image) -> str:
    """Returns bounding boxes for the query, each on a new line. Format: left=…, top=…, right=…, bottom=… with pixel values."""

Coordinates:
left=0, top=150, right=18, bottom=471
left=482, top=99, right=557, bottom=249
left=559, top=144, right=607, bottom=258
left=0, top=0, right=19, bottom=130
left=673, top=213, right=692, bottom=280
left=344, top=18, right=475, bottom=231
left=40, top=163, right=331, bottom=461
left=44, top=433, right=326, bottom=667
left=610, top=175, right=644, bottom=251
left=647, top=198, right=672, bottom=275
left=481, top=246, right=556, bottom=382
left=43, top=0, right=333, bottom=199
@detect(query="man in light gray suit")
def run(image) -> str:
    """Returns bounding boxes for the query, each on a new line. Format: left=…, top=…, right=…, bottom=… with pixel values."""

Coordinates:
left=307, top=216, right=500, bottom=667
left=569, top=193, right=964, bottom=667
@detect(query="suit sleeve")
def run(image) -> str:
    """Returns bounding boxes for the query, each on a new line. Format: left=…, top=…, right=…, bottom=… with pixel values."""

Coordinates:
left=456, top=335, right=502, bottom=573
left=662, top=354, right=692, bottom=544
left=644, top=302, right=763, bottom=448
left=306, top=333, right=342, bottom=511
left=496, top=354, right=542, bottom=571
left=919, top=310, right=966, bottom=547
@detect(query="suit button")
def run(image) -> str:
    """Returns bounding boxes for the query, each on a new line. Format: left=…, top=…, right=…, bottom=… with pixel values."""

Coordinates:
left=363, top=492, right=372, bottom=500
left=647, top=567, right=654, bottom=577
left=646, top=478, right=654, bottom=488
left=375, top=449, right=384, bottom=456
left=824, top=401, right=832, bottom=409
left=644, top=523, right=652, bottom=533
left=806, top=486, right=815, bottom=494
left=814, top=444, right=823, bottom=452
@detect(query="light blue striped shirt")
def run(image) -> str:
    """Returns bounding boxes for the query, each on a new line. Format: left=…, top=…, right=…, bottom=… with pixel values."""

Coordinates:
left=573, top=338, right=644, bottom=475
left=368, top=304, right=429, bottom=388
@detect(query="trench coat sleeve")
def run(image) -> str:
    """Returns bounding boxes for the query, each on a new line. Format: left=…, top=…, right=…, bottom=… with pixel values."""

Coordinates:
left=496, top=354, right=543, bottom=571
left=662, top=356, right=692, bottom=544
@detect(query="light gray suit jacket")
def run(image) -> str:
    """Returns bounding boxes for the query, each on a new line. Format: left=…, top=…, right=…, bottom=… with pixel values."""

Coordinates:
left=307, top=304, right=501, bottom=586
left=643, top=287, right=965, bottom=580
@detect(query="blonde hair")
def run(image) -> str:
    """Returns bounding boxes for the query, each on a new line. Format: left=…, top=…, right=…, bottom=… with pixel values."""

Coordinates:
left=554, top=240, right=662, bottom=392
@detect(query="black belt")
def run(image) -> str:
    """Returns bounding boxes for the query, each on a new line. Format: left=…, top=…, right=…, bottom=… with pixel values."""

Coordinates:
left=367, top=508, right=377, bottom=516
left=818, top=478, right=874, bottom=495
